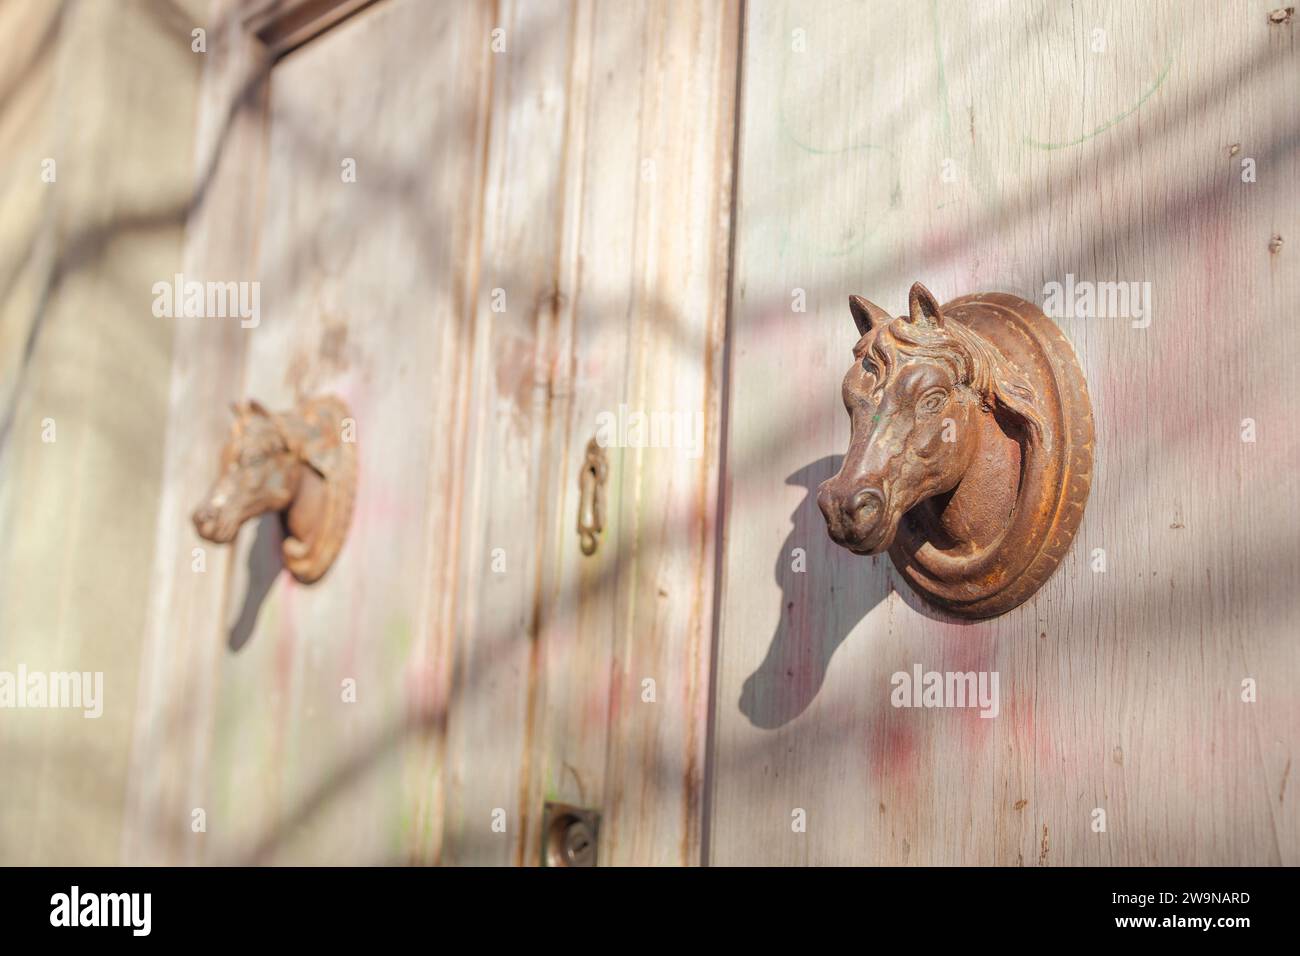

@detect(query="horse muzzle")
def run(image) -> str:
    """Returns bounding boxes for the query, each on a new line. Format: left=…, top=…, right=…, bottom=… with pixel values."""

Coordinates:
left=192, top=502, right=239, bottom=543
left=817, top=480, right=894, bottom=554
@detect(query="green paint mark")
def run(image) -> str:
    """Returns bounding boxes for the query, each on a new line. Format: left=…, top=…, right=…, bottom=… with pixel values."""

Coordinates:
left=1023, top=55, right=1175, bottom=151
left=1019, top=6, right=1185, bottom=151
left=769, top=11, right=902, bottom=259
left=386, top=612, right=414, bottom=656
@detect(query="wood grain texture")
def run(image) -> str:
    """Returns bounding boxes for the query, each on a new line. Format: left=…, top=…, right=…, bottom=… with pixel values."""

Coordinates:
left=449, top=0, right=738, bottom=866
left=593, top=0, right=737, bottom=865
left=0, top=0, right=205, bottom=865
left=710, top=0, right=1299, bottom=865
left=217, top=0, right=493, bottom=866
left=124, top=1, right=276, bottom=865
left=441, top=0, right=577, bottom=866
left=125, top=0, right=738, bottom=866
left=125, top=0, right=494, bottom=864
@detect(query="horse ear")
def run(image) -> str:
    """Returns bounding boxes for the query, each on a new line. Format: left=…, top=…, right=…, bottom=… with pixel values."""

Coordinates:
left=907, top=282, right=943, bottom=329
left=849, top=295, right=891, bottom=337
left=246, top=398, right=272, bottom=418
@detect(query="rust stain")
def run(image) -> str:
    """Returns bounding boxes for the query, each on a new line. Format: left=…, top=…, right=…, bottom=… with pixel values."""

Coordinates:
left=320, top=320, right=349, bottom=368
left=1269, top=234, right=1284, bottom=254
left=1267, top=7, right=1294, bottom=25
left=493, top=334, right=537, bottom=441
left=1039, top=824, right=1050, bottom=865
left=1013, top=798, right=1028, bottom=811
left=1113, top=745, right=1124, bottom=766
left=284, top=352, right=311, bottom=397
left=282, top=318, right=350, bottom=398
left=534, top=283, right=567, bottom=316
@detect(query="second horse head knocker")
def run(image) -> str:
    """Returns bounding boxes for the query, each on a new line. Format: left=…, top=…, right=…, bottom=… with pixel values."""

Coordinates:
left=818, top=282, right=1093, bottom=619
left=192, top=395, right=357, bottom=584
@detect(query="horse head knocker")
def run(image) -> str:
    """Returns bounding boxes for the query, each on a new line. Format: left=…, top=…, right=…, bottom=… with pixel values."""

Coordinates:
left=192, top=395, right=357, bottom=584
left=819, top=282, right=1093, bottom=619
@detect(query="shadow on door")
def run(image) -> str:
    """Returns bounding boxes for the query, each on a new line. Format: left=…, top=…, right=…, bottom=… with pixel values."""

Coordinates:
left=739, top=454, right=892, bottom=729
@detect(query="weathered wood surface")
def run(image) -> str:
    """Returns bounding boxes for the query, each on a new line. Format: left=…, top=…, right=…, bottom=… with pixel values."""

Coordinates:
left=441, top=0, right=577, bottom=866
left=710, top=0, right=1299, bottom=865
left=126, top=0, right=737, bottom=866
left=523, top=0, right=737, bottom=866
left=0, top=0, right=205, bottom=865
left=447, top=0, right=736, bottom=866
left=124, top=1, right=278, bottom=865
left=126, top=0, right=494, bottom=865
left=10, top=0, right=1292, bottom=868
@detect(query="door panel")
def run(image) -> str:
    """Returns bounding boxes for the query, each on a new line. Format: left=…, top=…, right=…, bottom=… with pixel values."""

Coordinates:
left=113, top=0, right=1295, bottom=870
left=710, top=0, right=1299, bottom=865
left=219, top=0, right=495, bottom=864
left=446, top=0, right=738, bottom=866
left=127, top=0, right=493, bottom=864
left=126, top=0, right=737, bottom=866
left=442, top=0, right=579, bottom=867
left=592, top=0, right=737, bottom=865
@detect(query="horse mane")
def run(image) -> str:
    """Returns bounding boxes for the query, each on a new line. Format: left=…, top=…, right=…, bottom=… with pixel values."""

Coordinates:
left=859, top=317, right=1047, bottom=442
left=231, top=408, right=288, bottom=453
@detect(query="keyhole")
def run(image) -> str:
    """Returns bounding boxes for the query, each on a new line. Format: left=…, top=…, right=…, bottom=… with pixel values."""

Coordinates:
left=544, top=807, right=599, bottom=867
left=577, top=438, right=607, bottom=557
left=564, top=821, right=595, bottom=865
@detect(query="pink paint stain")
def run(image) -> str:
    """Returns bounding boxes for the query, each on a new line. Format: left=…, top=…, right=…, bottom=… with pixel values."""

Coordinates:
left=869, top=718, right=918, bottom=784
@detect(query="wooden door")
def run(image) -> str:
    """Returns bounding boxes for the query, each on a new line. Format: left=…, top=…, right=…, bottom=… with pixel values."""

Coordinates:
left=708, top=0, right=1299, bottom=865
left=125, top=0, right=737, bottom=866
left=122, top=0, right=1297, bottom=869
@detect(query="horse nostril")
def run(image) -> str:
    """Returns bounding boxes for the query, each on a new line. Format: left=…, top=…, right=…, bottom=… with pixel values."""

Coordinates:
left=849, top=488, right=882, bottom=519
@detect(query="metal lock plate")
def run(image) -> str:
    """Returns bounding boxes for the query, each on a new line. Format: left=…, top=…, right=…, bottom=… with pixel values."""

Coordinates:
left=577, top=438, right=608, bottom=556
left=541, top=802, right=600, bottom=867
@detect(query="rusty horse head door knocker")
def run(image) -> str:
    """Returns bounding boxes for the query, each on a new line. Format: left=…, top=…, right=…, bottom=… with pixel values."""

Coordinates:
left=192, top=395, right=357, bottom=584
left=818, top=282, right=1093, bottom=619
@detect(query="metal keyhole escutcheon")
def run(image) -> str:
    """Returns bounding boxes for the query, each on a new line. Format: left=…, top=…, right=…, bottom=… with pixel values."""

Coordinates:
left=577, top=437, right=608, bottom=556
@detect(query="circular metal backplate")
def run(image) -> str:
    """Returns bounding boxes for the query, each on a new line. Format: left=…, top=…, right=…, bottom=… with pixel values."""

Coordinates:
left=888, top=293, right=1094, bottom=619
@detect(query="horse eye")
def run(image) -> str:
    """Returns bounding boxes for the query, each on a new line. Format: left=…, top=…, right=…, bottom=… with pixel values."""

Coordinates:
left=919, top=391, right=947, bottom=414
